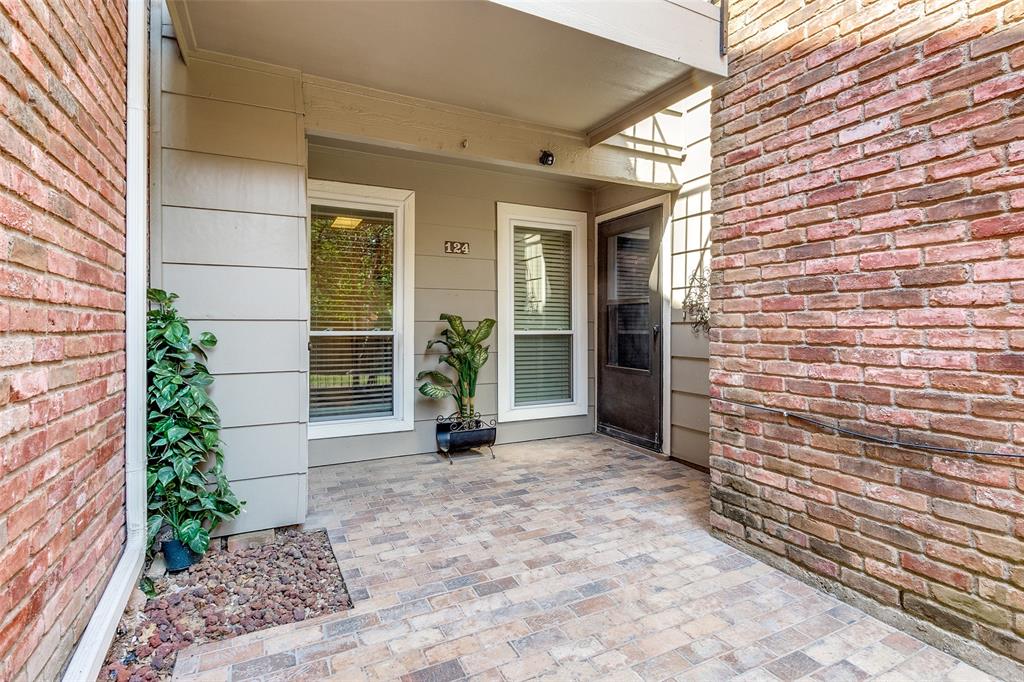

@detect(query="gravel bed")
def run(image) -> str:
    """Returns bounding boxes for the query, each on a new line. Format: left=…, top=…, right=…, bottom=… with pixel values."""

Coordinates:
left=100, top=528, right=350, bottom=681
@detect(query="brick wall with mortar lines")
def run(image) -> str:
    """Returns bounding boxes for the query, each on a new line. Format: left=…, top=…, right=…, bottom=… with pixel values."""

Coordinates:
left=708, top=0, right=1024, bottom=670
left=0, top=0, right=128, bottom=679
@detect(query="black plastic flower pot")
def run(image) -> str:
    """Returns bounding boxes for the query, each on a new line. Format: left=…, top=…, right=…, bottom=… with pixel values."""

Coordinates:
left=162, top=539, right=195, bottom=573
left=435, top=418, right=496, bottom=463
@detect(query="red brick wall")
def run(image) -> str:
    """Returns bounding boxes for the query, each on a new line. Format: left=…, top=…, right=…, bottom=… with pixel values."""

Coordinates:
left=709, top=0, right=1024, bottom=670
left=0, top=0, right=128, bottom=678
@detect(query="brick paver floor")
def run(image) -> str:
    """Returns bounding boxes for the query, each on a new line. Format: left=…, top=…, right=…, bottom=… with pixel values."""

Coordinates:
left=173, top=435, right=997, bottom=681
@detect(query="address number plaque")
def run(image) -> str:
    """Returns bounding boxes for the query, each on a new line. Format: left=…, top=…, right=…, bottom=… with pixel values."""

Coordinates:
left=444, top=240, right=470, bottom=254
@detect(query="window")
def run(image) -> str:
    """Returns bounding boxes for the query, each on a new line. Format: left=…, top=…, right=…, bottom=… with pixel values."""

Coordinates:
left=497, top=203, right=588, bottom=422
left=307, top=181, right=414, bottom=438
left=607, top=227, right=652, bottom=371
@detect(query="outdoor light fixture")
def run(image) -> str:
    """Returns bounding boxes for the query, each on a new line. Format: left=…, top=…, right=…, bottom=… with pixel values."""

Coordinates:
left=330, top=216, right=363, bottom=230
left=539, top=150, right=555, bottom=166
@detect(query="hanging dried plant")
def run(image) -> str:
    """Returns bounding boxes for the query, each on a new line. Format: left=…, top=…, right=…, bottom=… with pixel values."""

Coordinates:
left=682, top=267, right=711, bottom=334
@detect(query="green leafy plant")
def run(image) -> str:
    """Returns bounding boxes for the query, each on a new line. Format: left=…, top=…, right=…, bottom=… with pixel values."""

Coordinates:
left=138, top=576, right=157, bottom=599
left=417, top=314, right=495, bottom=420
left=146, top=288, right=243, bottom=556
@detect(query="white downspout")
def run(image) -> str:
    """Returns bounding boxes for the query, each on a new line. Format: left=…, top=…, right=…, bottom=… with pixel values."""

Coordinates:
left=62, top=0, right=148, bottom=678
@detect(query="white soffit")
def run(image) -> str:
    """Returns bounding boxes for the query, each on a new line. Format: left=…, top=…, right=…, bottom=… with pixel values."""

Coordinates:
left=168, top=0, right=725, bottom=143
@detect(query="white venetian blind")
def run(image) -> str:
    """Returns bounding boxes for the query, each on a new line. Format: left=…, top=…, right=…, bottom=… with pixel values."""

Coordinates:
left=309, top=205, right=396, bottom=422
left=613, top=231, right=650, bottom=299
left=607, top=229, right=651, bottom=370
left=512, top=226, right=573, bottom=405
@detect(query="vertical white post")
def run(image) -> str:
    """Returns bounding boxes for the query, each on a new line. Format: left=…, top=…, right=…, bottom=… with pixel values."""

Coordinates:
left=124, top=0, right=149, bottom=554
left=62, top=0, right=148, bottom=678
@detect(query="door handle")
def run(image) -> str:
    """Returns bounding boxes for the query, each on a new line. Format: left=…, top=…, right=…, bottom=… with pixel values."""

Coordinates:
left=652, top=324, right=661, bottom=337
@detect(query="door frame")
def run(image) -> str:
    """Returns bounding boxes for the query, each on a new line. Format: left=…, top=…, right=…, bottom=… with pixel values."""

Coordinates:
left=595, top=194, right=673, bottom=457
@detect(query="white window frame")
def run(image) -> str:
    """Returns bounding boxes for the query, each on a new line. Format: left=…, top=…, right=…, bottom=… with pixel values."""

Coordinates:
left=497, top=202, right=588, bottom=422
left=306, top=180, right=415, bottom=439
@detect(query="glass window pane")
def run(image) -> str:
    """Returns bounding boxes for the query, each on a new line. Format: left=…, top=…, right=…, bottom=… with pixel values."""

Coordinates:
left=309, top=335, right=393, bottom=422
left=607, top=303, right=650, bottom=370
left=607, top=228, right=650, bottom=371
left=608, top=228, right=650, bottom=300
left=310, top=205, right=394, bottom=332
left=513, top=334, right=572, bottom=406
left=513, top=226, right=571, bottom=331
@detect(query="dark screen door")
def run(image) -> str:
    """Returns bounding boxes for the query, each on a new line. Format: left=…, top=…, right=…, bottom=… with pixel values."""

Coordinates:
left=597, top=207, right=662, bottom=451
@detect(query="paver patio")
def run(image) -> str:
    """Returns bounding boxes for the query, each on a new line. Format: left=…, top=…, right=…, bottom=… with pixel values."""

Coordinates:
left=172, top=435, right=996, bottom=681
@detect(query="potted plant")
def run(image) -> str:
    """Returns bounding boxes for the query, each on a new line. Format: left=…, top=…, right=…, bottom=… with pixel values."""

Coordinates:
left=146, top=289, right=244, bottom=571
left=418, top=313, right=497, bottom=461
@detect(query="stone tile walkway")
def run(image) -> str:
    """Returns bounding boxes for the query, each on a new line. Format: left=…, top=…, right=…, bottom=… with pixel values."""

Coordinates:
left=173, top=435, right=997, bottom=681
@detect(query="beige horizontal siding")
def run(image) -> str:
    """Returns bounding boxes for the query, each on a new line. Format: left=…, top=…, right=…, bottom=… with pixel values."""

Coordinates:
left=309, top=409, right=596, bottom=466
left=414, top=288, right=496, bottom=324
left=162, top=92, right=304, bottom=164
left=214, top=475, right=307, bottom=536
left=198, top=321, right=306, bottom=375
left=161, top=206, right=304, bottom=268
left=211, top=373, right=305, bottom=428
left=153, top=35, right=308, bottom=533
left=219, top=424, right=306, bottom=479
left=162, top=148, right=304, bottom=216
left=415, top=256, right=496, bottom=290
left=672, top=356, right=711, bottom=395
left=163, top=264, right=305, bottom=320
left=667, top=87, right=713, bottom=469
left=307, top=143, right=596, bottom=466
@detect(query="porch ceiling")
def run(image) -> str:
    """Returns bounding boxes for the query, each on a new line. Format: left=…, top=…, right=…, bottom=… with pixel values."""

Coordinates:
left=166, top=0, right=725, bottom=145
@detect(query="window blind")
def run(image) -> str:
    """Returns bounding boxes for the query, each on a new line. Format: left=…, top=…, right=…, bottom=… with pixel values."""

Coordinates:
left=612, top=232, right=649, bottom=299
left=607, top=229, right=651, bottom=370
left=513, top=334, right=572, bottom=405
left=309, top=336, right=393, bottom=420
left=512, top=226, right=573, bottom=406
left=309, top=205, right=396, bottom=422
left=514, top=227, right=572, bottom=330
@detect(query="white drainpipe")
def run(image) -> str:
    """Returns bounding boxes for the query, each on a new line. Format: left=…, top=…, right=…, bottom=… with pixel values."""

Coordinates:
left=62, top=0, right=148, bottom=678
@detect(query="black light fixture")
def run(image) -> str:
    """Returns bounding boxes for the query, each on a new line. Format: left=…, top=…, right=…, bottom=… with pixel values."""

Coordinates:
left=538, top=149, right=555, bottom=166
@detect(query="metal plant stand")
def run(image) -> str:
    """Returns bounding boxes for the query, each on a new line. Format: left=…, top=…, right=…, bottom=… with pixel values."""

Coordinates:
left=435, top=413, right=497, bottom=464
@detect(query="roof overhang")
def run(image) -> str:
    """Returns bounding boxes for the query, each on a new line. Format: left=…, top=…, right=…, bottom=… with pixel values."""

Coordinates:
left=166, top=0, right=726, bottom=146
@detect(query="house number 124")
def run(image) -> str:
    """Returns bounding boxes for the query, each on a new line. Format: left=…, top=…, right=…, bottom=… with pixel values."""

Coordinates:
left=444, top=241, right=470, bottom=254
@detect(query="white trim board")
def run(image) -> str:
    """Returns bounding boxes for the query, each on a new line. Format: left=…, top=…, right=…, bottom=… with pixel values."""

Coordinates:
left=595, top=194, right=674, bottom=457
left=496, top=203, right=589, bottom=423
left=483, top=1, right=726, bottom=76
left=305, top=180, right=416, bottom=439
left=62, top=0, right=149, bottom=678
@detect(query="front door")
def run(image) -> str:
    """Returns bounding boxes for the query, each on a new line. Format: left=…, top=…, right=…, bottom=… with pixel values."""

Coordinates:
left=597, top=207, right=663, bottom=451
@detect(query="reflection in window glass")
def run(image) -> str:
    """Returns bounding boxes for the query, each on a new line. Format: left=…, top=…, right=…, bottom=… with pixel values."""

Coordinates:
left=607, top=228, right=650, bottom=371
left=309, top=206, right=396, bottom=421
left=512, top=226, right=573, bottom=405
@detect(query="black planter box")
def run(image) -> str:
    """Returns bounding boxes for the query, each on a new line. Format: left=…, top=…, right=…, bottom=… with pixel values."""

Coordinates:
left=436, top=418, right=496, bottom=463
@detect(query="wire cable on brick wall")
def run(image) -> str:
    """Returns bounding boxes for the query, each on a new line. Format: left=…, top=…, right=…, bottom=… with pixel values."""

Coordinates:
left=714, top=398, right=1024, bottom=459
